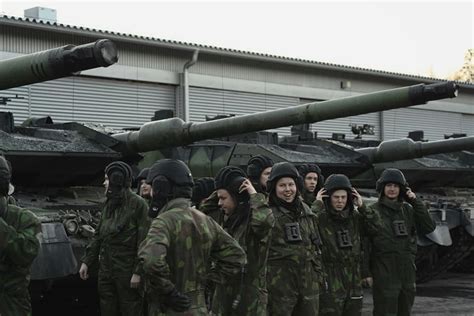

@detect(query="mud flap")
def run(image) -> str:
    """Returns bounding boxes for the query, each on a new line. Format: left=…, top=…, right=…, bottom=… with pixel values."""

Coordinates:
left=30, top=223, right=78, bottom=280
left=418, top=223, right=452, bottom=246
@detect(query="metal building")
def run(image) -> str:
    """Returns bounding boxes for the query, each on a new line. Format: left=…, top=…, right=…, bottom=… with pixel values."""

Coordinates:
left=0, top=12, right=473, bottom=142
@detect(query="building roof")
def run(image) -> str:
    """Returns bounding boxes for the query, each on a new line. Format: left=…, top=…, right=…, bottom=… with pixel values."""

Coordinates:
left=1, top=14, right=473, bottom=89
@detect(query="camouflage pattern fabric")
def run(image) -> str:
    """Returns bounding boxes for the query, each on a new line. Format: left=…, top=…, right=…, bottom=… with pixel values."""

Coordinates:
left=267, top=200, right=322, bottom=316
left=367, top=197, right=435, bottom=316
left=138, top=197, right=246, bottom=316
left=212, top=193, right=275, bottom=316
left=0, top=202, right=41, bottom=316
left=301, top=190, right=316, bottom=207
left=82, top=189, right=150, bottom=316
left=312, top=200, right=381, bottom=316
left=198, top=190, right=224, bottom=224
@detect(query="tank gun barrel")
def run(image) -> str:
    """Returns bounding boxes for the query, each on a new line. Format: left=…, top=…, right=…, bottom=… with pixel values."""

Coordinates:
left=357, top=135, right=474, bottom=163
left=0, top=39, right=118, bottom=90
left=114, top=81, right=458, bottom=153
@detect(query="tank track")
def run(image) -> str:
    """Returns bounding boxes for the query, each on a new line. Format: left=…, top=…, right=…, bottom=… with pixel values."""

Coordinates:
left=416, top=226, right=474, bottom=283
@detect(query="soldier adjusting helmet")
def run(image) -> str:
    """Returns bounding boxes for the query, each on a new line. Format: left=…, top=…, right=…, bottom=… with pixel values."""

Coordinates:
left=376, top=168, right=408, bottom=193
left=266, top=162, right=303, bottom=193
left=323, top=174, right=354, bottom=211
left=215, top=166, right=249, bottom=204
left=192, top=177, right=216, bottom=206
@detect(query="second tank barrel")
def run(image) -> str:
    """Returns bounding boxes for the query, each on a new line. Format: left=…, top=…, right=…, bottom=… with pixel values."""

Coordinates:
left=114, top=81, right=458, bottom=153
left=357, top=135, right=474, bottom=163
left=0, top=39, right=118, bottom=90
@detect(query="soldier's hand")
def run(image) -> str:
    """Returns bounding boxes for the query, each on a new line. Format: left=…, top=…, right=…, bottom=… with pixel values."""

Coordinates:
left=79, top=263, right=89, bottom=280
left=164, top=287, right=192, bottom=312
left=361, top=277, right=373, bottom=288
left=130, top=273, right=141, bottom=288
left=239, top=179, right=257, bottom=195
left=406, top=188, right=416, bottom=200
left=316, top=188, right=328, bottom=202
left=352, top=188, right=363, bottom=207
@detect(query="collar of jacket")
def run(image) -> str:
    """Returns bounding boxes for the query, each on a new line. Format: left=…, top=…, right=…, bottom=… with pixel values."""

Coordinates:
left=159, top=197, right=192, bottom=214
left=379, top=196, right=404, bottom=211
left=327, top=204, right=351, bottom=221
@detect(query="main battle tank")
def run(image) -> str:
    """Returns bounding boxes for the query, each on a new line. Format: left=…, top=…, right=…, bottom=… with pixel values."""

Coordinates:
left=0, top=52, right=457, bottom=314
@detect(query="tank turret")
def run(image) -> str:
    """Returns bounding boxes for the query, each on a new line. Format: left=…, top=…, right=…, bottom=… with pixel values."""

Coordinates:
left=0, top=39, right=117, bottom=90
left=114, top=81, right=458, bottom=153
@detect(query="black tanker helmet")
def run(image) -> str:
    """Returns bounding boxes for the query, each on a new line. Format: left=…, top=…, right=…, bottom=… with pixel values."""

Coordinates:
left=323, top=174, right=354, bottom=210
left=247, top=155, right=273, bottom=187
left=215, top=166, right=249, bottom=204
left=191, top=177, right=216, bottom=206
left=266, top=162, right=303, bottom=194
left=297, top=163, right=325, bottom=191
left=146, top=159, right=194, bottom=218
left=376, top=168, right=408, bottom=198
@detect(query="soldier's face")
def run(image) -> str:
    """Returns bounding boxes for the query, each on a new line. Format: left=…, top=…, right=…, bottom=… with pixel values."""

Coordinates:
left=260, top=167, right=272, bottom=189
left=140, top=180, right=152, bottom=198
left=217, top=189, right=237, bottom=216
left=304, top=172, right=318, bottom=192
left=384, top=183, right=400, bottom=200
left=275, top=177, right=297, bottom=203
left=331, top=189, right=348, bottom=211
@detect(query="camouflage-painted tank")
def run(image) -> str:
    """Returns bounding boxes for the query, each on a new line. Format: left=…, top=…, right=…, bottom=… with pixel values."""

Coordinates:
left=1, top=51, right=458, bottom=314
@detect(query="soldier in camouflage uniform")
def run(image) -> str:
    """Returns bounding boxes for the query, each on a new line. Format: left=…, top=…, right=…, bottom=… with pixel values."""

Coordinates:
left=191, top=177, right=221, bottom=222
left=137, top=167, right=152, bottom=202
left=365, top=168, right=435, bottom=316
left=211, top=166, right=275, bottom=315
left=138, top=159, right=247, bottom=315
left=79, top=161, right=150, bottom=316
left=266, top=162, right=322, bottom=316
left=0, top=156, right=41, bottom=316
left=312, top=174, right=380, bottom=316
left=297, top=163, right=324, bottom=206
left=247, top=155, right=274, bottom=194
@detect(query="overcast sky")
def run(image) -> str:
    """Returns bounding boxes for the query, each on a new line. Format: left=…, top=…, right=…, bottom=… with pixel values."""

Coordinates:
left=1, top=0, right=472, bottom=79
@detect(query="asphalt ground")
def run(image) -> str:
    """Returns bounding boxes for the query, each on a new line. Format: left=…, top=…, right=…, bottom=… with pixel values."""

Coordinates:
left=362, top=273, right=474, bottom=316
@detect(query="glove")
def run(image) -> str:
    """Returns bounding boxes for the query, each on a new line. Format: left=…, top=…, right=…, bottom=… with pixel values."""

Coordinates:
left=162, top=287, right=192, bottom=312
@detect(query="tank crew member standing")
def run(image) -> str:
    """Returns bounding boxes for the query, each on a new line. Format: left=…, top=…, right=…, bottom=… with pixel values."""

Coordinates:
left=266, top=162, right=322, bottom=316
left=138, top=159, right=247, bottom=315
left=312, top=174, right=380, bottom=316
left=297, top=163, right=324, bottom=206
left=211, top=166, right=275, bottom=316
left=79, top=161, right=150, bottom=316
left=0, top=156, right=41, bottom=316
left=247, top=155, right=274, bottom=194
left=137, top=168, right=152, bottom=203
left=365, top=168, right=435, bottom=316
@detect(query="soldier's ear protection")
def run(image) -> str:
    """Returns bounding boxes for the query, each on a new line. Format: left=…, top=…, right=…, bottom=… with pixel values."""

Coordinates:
left=149, top=175, right=171, bottom=218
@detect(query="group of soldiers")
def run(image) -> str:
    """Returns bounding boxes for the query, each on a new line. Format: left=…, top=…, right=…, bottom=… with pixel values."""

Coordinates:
left=0, top=153, right=435, bottom=316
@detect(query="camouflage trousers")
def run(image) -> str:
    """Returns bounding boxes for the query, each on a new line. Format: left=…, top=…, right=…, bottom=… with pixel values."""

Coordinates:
left=148, top=290, right=208, bottom=316
left=267, top=261, right=320, bottom=316
left=372, top=258, right=416, bottom=316
left=0, top=291, right=32, bottom=316
left=319, top=292, right=362, bottom=316
left=98, top=272, right=143, bottom=316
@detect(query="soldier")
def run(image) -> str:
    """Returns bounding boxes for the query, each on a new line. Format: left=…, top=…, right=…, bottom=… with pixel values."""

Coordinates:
left=266, top=162, right=322, bottom=316
left=79, top=161, right=150, bottom=316
left=297, top=163, right=324, bottom=206
left=0, top=156, right=41, bottom=316
left=247, top=155, right=274, bottom=194
left=192, top=177, right=221, bottom=223
left=365, top=168, right=435, bottom=316
left=136, top=167, right=152, bottom=201
left=211, top=166, right=275, bottom=315
left=312, top=174, right=380, bottom=316
left=138, top=159, right=247, bottom=315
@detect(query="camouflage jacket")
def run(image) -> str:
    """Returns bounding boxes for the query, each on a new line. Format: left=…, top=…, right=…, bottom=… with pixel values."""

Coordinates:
left=198, top=190, right=224, bottom=224
left=301, top=190, right=316, bottom=206
left=367, top=197, right=435, bottom=269
left=0, top=201, right=41, bottom=315
left=138, top=197, right=246, bottom=314
left=268, top=198, right=322, bottom=270
left=82, top=189, right=150, bottom=275
left=312, top=200, right=380, bottom=297
left=212, top=193, right=275, bottom=316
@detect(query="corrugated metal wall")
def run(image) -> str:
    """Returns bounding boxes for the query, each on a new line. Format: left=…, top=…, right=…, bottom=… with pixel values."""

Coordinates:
left=382, top=108, right=472, bottom=141
left=2, top=77, right=175, bottom=129
left=188, top=87, right=299, bottom=135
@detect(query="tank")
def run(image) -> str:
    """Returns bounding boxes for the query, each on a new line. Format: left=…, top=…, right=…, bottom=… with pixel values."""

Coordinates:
left=0, top=74, right=456, bottom=313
